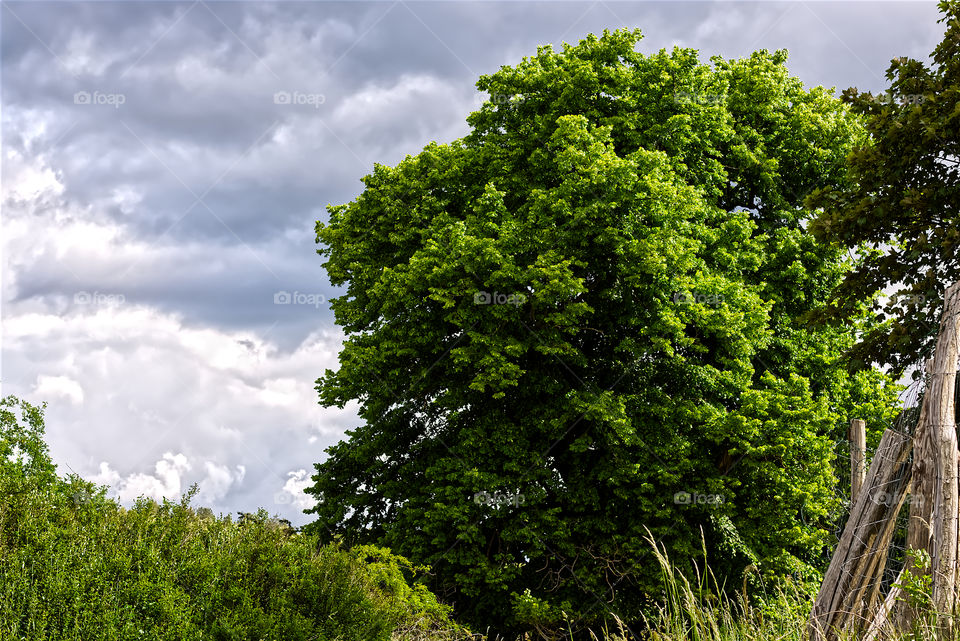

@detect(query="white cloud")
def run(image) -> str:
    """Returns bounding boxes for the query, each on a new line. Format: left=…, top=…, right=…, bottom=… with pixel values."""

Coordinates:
left=198, top=461, right=247, bottom=504
left=277, top=468, right=316, bottom=511
left=91, top=455, right=246, bottom=506
left=2, top=299, right=355, bottom=523
left=2, top=146, right=63, bottom=204
left=33, top=374, right=84, bottom=405
left=93, top=452, right=192, bottom=503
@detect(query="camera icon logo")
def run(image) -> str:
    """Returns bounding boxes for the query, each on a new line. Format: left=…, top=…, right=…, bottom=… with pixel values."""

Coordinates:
left=274, top=91, right=291, bottom=105
left=74, top=91, right=91, bottom=105
left=474, top=291, right=492, bottom=305
left=673, top=491, right=692, bottom=505
left=74, top=291, right=91, bottom=304
left=274, top=291, right=291, bottom=304
left=873, top=491, right=893, bottom=506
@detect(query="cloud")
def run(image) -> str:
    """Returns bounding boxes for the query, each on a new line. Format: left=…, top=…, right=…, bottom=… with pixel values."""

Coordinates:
left=3, top=298, right=357, bottom=525
left=199, top=461, right=247, bottom=504
left=33, top=375, right=84, bottom=405
left=93, top=453, right=250, bottom=507
left=92, top=452, right=191, bottom=504
left=277, top=469, right=317, bottom=511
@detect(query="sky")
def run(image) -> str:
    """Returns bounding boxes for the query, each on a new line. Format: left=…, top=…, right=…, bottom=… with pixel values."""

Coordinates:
left=0, top=0, right=949, bottom=526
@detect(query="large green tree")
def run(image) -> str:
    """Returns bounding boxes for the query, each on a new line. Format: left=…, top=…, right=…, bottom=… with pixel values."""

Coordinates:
left=305, top=30, right=901, bottom=636
left=809, top=0, right=960, bottom=376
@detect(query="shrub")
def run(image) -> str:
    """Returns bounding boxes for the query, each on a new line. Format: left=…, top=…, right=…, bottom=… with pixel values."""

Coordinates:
left=0, top=395, right=464, bottom=641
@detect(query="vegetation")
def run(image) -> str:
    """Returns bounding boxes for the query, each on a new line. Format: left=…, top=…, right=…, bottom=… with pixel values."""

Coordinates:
left=306, top=27, right=902, bottom=638
left=6, top=5, right=959, bottom=641
left=0, top=395, right=464, bottom=641
left=809, top=0, right=960, bottom=376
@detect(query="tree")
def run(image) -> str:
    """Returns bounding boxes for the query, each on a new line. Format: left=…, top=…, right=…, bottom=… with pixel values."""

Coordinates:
left=0, top=396, right=58, bottom=494
left=808, top=0, right=960, bottom=377
left=305, top=29, right=902, bottom=636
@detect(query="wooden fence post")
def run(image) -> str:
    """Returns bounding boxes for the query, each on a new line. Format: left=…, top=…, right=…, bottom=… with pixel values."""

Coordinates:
left=927, top=282, right=960, bottom=637
left=808, top=428, right=913, bottom=641
left=850, top=419, right=867, bottom=504
left=811, top=282, right=960, bottom=640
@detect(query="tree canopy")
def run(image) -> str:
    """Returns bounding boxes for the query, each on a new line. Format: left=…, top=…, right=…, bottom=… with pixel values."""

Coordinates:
left=306, top=29, right=902, bottom=637
left=809, top=0, right=960, bottom=376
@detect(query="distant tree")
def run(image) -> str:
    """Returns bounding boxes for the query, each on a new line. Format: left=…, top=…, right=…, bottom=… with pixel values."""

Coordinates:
left=808, top=0, right=960, bottom=376
left=0, top=396, right=58, bottom=493
left=305, top=29, right=902, bottom=636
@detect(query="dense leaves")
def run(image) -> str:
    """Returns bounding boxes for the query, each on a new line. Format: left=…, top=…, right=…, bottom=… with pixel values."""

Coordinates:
left=808, top=0, right=960, bottom=376
left=306, top=30, right=902, bottom=637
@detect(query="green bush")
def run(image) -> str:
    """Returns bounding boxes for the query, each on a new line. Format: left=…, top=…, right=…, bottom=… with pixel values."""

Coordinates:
left=0, top=395, right=465, bottom=641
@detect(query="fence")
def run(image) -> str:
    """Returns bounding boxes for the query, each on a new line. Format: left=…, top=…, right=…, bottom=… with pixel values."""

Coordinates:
left=809, top=281, right=960, bottom=641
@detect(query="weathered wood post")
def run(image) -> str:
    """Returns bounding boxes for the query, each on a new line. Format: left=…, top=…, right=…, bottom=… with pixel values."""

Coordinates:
left=927, top=282, right=960, bottom=637
left=808, top=428, right=913, bottom=641
left=850, top=418, right=867, bottom=504
left=853, top=281, right=960, bottom=640
left=895, top=367, right=933, bottom=634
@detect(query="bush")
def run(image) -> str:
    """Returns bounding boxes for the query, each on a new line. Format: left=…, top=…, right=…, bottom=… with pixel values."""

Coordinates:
left=0, top=395, right=465, bottom=641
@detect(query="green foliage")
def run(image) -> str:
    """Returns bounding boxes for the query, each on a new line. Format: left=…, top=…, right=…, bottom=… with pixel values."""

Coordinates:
left=808, top=1, right=960, bottom=376
left=894, top=548, right=933, bottom=613
left=0, top=396, right=462, bottom=641
left=306, top=29, right=902, bottom=637
left=1, top=395, right=58, bottom=494
left=347, top=544, right=462, bottom=638
left=641, top=534, right=818, bottom=641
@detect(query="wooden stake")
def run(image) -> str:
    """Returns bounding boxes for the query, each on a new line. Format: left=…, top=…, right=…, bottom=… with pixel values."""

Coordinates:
left=808, top=428, right=912, bottom=641
left=815, top=281, right=960, bottom=641
left=850, top=419, right=867, bottom=504
left=896, top=369, right=933, bottom=633
left=927, top=282, right=960, bottom=636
